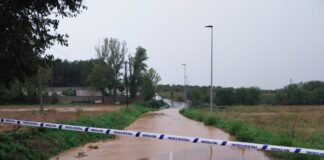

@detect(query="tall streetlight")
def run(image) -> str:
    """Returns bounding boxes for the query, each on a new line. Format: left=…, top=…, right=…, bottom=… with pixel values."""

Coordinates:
left=182, top=64, right=187, bottom=107
left=205, top=25, right=213, bottom=112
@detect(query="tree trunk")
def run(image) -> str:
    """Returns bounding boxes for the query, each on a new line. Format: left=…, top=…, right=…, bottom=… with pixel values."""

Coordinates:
left=113, top=74, right=117, bottom=103
left=101, top=89, right=105, bottom=104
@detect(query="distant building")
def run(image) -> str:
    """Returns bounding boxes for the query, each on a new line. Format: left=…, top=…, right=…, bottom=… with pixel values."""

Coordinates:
left=155, top=94, right=162, bottom=101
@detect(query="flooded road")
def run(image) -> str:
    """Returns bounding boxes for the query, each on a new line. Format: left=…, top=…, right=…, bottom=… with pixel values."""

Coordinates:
left=53, top=105, right=271, bottom=160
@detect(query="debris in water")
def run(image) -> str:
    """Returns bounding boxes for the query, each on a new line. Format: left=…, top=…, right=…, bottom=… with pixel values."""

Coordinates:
left=75, top=152, right=88, bottom=158
left=88, top=145, right=99, bottom=150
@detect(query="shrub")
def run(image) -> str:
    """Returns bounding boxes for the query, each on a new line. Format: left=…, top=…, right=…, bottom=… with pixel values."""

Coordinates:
left=203, top=116, right=219, bottom=126
left=62, top=89, right=76, bottom=96
left=140, top=100, right=167, bottom=108
left=177, top=96, right=184, bottom=102
left=224, top=120, right=244, bottom=135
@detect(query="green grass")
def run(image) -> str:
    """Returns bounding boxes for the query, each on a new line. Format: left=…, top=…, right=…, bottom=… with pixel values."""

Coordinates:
left=0, top=105, right=153, bottom=160
left=180, top=108, right=324, bottom=160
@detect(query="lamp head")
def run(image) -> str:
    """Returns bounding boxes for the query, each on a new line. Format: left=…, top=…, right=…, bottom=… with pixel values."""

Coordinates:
left=205, top=25, right=213, bottom=28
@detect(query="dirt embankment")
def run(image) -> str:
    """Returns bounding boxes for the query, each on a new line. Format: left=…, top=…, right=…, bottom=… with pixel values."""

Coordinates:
left=0, top=105, right=121, bottom=132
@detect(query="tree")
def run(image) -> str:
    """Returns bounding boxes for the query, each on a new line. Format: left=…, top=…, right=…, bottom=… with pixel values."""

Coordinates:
left=0, top=0, right=86, bottom=86
left=0, top=81, right=24, bottom=104
left=215, top=87, right=235, bottom=105
left=129, top=47, right=148, bottom=98
left=94, top=38, right=127, bottom=98
left=274, top=81, right=324, bottom=105
left=95, top=38, right=110, bottom=60
left=87, top=60, right=110, bottom=102
left=78, top=60, right=96, bottom=86
left=90, top=38, right=127, bottom=100
left=146, top=68, right=161, bottom=90
left=141, top=68, right=161, bottom=101
left=260, top=92, right=277, bottom=105
left=188, top=87, right=202, bottom=105
left=234, top=87, right=260, bottom=105
left=50, top=59, right=95, bottom=87
left=0, top=67, right=51, bottom=104
left=142, top=79, right=154, bottom=101
left=107, top=38, right=126, bottom=98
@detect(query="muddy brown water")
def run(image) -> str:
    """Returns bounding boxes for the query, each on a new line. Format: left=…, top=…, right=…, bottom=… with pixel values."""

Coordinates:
left=52, top=108, right=272, bottom=160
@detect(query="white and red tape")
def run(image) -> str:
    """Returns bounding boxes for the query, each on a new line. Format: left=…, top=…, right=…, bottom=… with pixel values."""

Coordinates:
left=1, top=118, right=323, bottom=156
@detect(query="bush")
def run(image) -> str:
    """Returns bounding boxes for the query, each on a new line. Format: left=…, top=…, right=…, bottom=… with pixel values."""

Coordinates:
left=235, top=125, right=259, bottom=142
left=176, top=96, right=184, bottom=102
left=203, top=116, right=219, bottom=126
left=224, top=120, right=244, bottom=135
left=141, top=100, right=167, bottom=108
left=62, top=89, right=76, bottom=96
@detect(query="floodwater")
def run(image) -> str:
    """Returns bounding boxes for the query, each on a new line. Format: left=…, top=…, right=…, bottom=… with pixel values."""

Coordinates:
left=52, top=103, right=272, bottom=160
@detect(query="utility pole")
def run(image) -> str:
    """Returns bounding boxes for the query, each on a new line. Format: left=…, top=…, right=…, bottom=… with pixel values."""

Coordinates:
left=38, top=68, right=43, bottom=111
left=124, top=61, right=129, bottom=107
left=205, top=25, right=214, bottom=113
left=182, top=64, right=187, bottom=107
left=171, top=84, right=174, bottom=107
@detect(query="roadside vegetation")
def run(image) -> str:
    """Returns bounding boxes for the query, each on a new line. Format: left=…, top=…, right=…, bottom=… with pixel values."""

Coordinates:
left=180, top=106, right=324, bottom=160
left=162, top=80, right=324, bottom=159
left=140, top=100, right=168, bottom=109
left=0, top=105, right=155, bottom=160
left=158, top=81, right=324, bottom=106
left=1, top=2, right=164, bottom=159
left=0, top=40, right=161, bottom=105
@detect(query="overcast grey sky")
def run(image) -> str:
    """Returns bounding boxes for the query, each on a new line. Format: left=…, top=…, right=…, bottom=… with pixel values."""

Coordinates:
left=46, top=0, right=324, bottom=89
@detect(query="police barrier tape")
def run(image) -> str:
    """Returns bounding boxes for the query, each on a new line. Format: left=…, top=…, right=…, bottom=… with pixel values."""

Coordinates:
left=1, top=118, right=324, bottom=156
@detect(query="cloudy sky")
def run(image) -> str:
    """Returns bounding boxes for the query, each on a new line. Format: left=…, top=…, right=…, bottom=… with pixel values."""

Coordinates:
left=46, top=0, right=324, bottom=89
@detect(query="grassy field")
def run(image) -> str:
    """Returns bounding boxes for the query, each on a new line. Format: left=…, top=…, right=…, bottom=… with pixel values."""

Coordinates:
left=0, top=105, right=154, bottom=160
left=180, top=105, right=324, bottom=160
left=213, top=105, right=324, bottom=141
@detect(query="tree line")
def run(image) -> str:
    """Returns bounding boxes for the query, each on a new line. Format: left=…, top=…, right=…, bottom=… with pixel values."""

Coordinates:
left=87, top=38, right=161, bottom=101
left=158, top=80, right=324, bottom=106
left=0, top=38, right=161, bottom=104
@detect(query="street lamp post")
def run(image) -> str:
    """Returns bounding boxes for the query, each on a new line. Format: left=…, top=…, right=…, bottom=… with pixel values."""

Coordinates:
left=182, top=64, right=187, bottom=107
left=205, top=25, right=213, bottom=113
